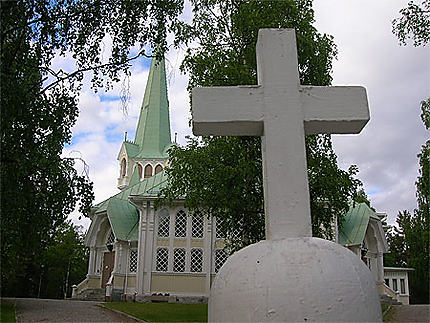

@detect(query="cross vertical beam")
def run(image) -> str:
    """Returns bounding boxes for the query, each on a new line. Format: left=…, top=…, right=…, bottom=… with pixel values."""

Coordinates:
left=192, top=28, right=369, bottom=241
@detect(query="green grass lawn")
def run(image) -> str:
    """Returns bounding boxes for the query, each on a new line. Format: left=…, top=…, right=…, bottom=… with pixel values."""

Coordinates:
left=0, top=302, right=16, bottom=323
left=104, top=302, right=208, bottom=322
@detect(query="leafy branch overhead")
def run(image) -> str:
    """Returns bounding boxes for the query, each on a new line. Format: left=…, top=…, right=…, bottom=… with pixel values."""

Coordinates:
left=392, top=0, right=430, bottom=47
left=1, top=0, right=184, bottom=298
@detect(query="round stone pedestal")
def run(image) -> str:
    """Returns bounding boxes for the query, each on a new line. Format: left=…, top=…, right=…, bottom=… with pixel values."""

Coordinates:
left=209, top=237, right=382, bottom=322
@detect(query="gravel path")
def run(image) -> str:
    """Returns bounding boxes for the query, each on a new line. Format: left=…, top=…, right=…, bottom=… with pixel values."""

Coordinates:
left=390, top=305, right=430, bottom=322
left=6, top=298, right=135, bottom=323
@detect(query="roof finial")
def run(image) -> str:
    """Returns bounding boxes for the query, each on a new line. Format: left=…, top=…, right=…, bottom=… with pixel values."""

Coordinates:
left=174, top=132, right=178, bottom=143
left=124, top=131, right=128, bottom=141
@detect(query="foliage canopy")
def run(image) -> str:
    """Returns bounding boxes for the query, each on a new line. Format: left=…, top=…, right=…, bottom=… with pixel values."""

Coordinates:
left=160, top=0, right=363, bottom=250
left=1, top=0, right=183, bottom=297
left=392, top=0, right=430, bottom=47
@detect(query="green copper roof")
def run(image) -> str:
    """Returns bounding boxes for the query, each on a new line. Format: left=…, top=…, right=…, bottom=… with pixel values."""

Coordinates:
left=128, top=167, right=141, bottom=187
left=134, top=58, right=172, bottom=159
left=339, top=203, right=379, bottom=245
left=94, top=170, right=169, bottom=241
left=123, top=141, right=140, bottom=158
left=107, top=198, right=139, bottom=241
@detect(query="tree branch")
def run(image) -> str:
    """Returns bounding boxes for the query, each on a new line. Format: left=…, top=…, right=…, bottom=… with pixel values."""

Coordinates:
left=41, top=49, right=152, bottom=93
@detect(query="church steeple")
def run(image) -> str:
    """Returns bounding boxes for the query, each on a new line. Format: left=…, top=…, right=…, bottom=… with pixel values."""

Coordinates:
left=134, top=57, right=172, bottom=158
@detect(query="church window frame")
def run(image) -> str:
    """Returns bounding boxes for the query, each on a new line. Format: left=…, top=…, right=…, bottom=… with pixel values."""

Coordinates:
left=106, top=229, right=115, bottom=245
left=105, top=229, right=115, bottom=252
left=157, top=210, right=170, bottom=238
left=136, top=163, right=143, bottom=179
left=192, top=212, right=204, bottom=239
left=156, top=247, right=169, bottom=272
left=173, top=248, right=186, bottom=272
left=215, top=217, right=225, bottom=239
left=144, top=164, right=153, bottom=179
left=190, top=248, right=203, bottom=273
left=154, top=164, right=163, bottom=175
left=175, top=210, right=187, bottom=238
left=214, top=248, right=228, bottom=273
left=121, top=158, right=127, bottom=177
left=129, top=249, right=138, bottom=273
left=400, top=278, right=406, bottom=294
left=392, top=279, right=398, bottom=292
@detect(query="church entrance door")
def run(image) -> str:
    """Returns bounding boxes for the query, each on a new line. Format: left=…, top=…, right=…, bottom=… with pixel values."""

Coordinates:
left=102, top=251, right=115, bottom=289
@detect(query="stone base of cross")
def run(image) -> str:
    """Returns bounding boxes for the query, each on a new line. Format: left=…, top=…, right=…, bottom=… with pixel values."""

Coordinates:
left=192, top=29, right=382, bottom=322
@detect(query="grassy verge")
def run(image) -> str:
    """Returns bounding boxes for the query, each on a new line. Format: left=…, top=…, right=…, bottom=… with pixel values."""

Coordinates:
left=104, top=302, right=208, bottom=322
left=1, top=301, right=16, bottom=323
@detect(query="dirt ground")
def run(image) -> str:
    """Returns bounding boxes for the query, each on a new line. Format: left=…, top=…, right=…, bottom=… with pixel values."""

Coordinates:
left=388, top=304, right=430, bottom=323
left=5, top=298, right=136, bottom=323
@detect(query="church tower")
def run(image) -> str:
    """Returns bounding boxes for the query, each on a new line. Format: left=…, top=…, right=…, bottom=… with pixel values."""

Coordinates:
left=117, top=58, right=172, bottom=190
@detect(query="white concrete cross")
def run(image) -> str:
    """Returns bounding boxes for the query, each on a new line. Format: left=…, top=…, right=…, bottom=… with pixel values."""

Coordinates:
left=192, top=29, right=369, bottom=240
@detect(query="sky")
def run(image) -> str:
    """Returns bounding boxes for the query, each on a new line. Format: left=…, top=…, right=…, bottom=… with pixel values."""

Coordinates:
left=63, top=0, right=429, bottom=230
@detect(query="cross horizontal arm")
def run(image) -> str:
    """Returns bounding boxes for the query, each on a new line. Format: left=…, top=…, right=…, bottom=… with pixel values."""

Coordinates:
left=301, top=86, right=370, bottom=135
left=192, top=86, right=264, bottom=136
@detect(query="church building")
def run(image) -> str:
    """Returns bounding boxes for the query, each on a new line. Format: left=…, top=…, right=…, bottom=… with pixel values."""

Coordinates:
left=72, top=57, right=409, bottom=304
left=72, top=57, right=228, bottom=303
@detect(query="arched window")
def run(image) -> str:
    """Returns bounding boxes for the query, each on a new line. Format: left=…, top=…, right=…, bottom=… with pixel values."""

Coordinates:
left=158, top=210, right=170, bottom=238
left=155, top=164, right=163, bottom=175
left=137, top=164, right=143, bottom=178
left=144, top=164, right=153, bottom=179
left=215, top=249, right=228, bottom=273
left=175, top=210, right=187, bottom=237
left=156, top=248, right=168, bottom=272
left=173, top=248, right=186, bottom=272
left=121, top=158, right=127, bottom=177
left=191, top=248, right=203, bottom=272
left=192, top=212, right=204, bottom=238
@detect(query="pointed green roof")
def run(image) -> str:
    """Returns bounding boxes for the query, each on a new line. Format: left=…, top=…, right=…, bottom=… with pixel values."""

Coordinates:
left=338, top=203, right=379, bottom=245
left=134, top=57, right=172, bottom=159
left=93, top=170, right=169, bottom=241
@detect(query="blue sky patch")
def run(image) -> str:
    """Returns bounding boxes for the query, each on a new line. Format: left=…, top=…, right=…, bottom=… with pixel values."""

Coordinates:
left=66, top=132, right=92, bottom=147
left=105, top=125, right=125, bottom=143
left=100, top=93, right=121, bottom=102
left=367, top=188, right=380, bottom=196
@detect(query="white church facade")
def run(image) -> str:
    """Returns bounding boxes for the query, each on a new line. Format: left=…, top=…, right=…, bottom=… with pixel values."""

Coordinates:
left=72, top=57, right=410, bottom=304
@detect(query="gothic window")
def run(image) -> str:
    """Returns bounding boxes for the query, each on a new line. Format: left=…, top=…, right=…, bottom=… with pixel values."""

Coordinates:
left=400, top=279, right=406, bottom=294
left=215, top=249, right=228, bottom=273
left=144, top=164, right=153, bottom=179
left=192, top=212, right=204, bottom=238
left=129, top=250, right=138, bottom=273
left=215, top=217, right=225, bottom=239
left=190, top=248, right=203, bottom=272
left=106, top=230, right=115, bottom=252
left=230, top=218, right=243, bottom=241
left=106, top=230, right=115, bottom=245
left=158, top=212, right=170, bottom=237
left=173, top=248, right=186, bottom=272
left=392, top=279, right=398, bottom=292
left=175, top=210, right=187, bottom=237
left=156, top=248, right=168, bottom=272
left=137, top=164, right=143, bottom=178
left=155, top=164, right=163, bottom=174
left=121, top=158, right=127, bottom=177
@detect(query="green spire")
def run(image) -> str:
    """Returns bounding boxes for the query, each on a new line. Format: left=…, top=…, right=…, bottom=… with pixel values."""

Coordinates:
left=134, top=57, right=172, bottom=158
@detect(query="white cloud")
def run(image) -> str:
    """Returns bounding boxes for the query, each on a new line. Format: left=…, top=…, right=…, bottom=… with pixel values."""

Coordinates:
left=314, top=0, right=430, bottom=223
